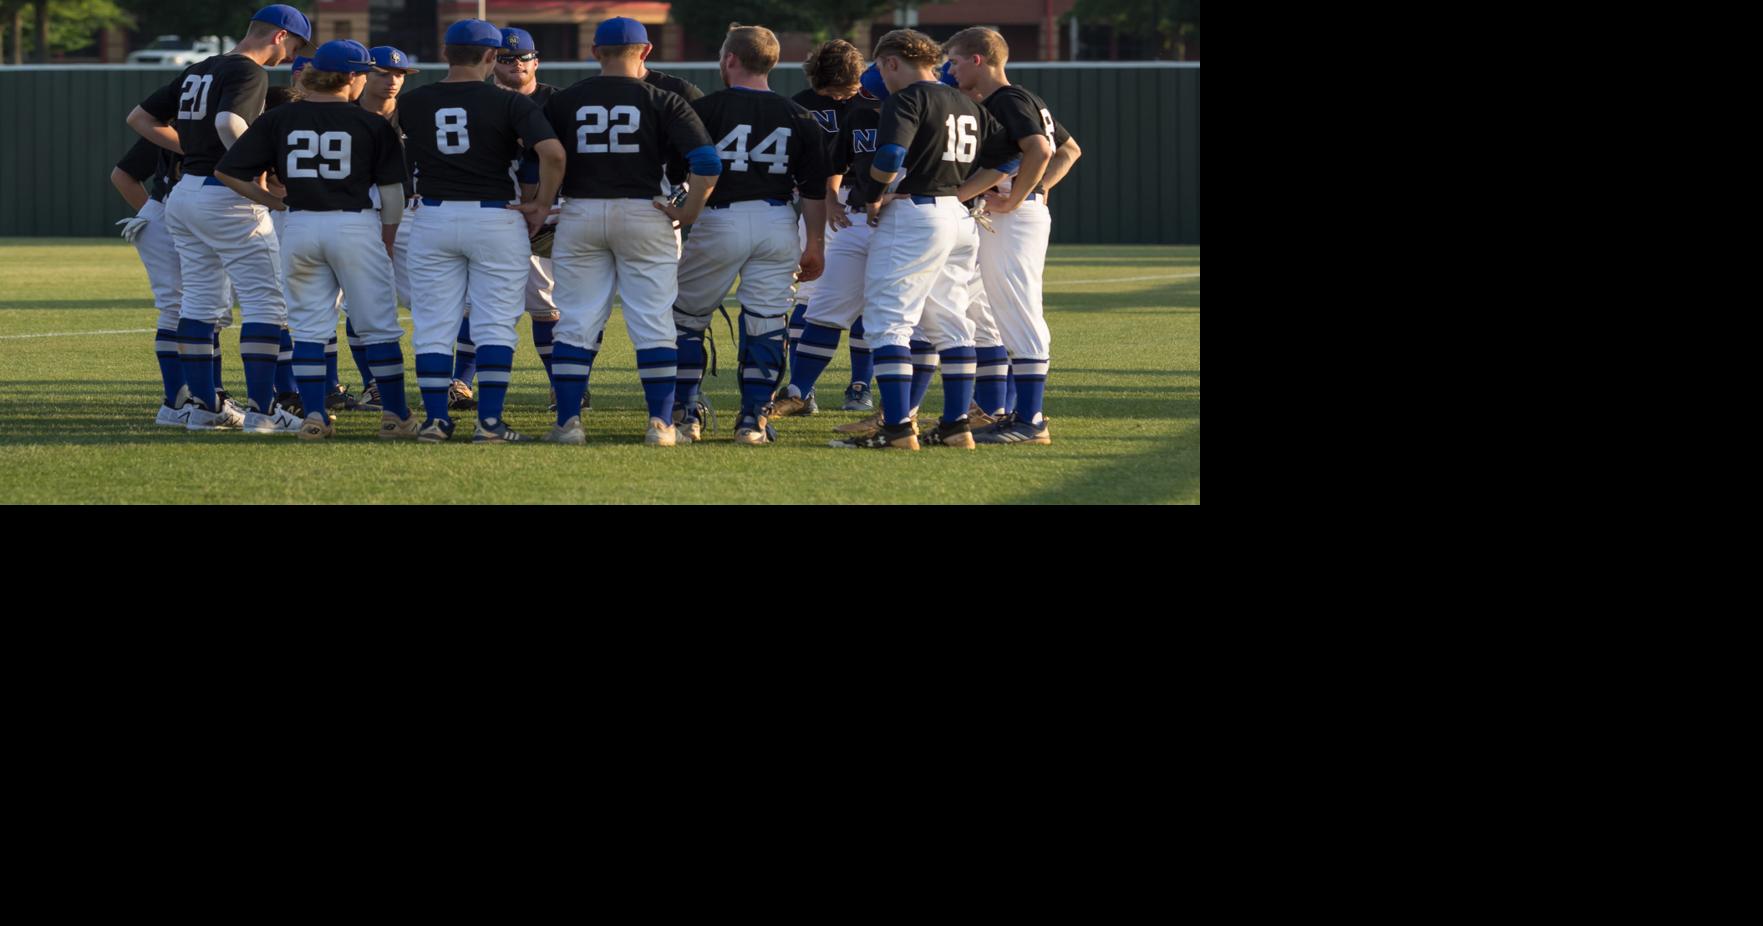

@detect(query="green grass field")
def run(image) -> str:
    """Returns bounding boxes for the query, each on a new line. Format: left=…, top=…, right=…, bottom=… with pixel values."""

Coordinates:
left=0, top=239, right=1199, bottom=504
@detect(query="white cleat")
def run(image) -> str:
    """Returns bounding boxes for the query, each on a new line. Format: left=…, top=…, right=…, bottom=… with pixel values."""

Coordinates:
left=155, top=403, right=191, bottom=427
left=645, top=417, right=677, bottom=447
left=543, top=415, right=587, bottom=446
left=186, top=398, right=246, bottom=431
left=242, top=404, right=303, bottom=435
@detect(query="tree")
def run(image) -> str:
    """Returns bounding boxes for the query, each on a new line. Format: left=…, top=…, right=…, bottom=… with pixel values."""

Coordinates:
left=8, top=0, right=132, bottom=61
left=1068, top=0, right=1200, bottom=60
left=117, top=0, right=264, bottom=45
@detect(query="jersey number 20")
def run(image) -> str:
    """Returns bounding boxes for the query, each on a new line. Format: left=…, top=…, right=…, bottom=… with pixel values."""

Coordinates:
left=436, top=108, right=470, bottom=154
left=576, top=106, right=640, bottom=154
left=177, top=74, right=214, bottom=121
left=286, top=131, right=352, bottom=179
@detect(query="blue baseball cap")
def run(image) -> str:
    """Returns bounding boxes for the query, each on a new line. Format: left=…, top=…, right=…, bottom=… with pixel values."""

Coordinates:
left=252, top=4, right=312, bottom=42
left=938, top=60, right=959, bottom=87
left=444, top=19, right=504, bottom=48
left=311, top=39, right=374, bottom=74
left=290, top=55, right=312, bottom=74
left=594, top=17, right=648, bottom=47
left=859, top=62, right=888, bottom=102
left=500, top=28, right=536, bottom=54
left=368, top=45, right=420, bottom=72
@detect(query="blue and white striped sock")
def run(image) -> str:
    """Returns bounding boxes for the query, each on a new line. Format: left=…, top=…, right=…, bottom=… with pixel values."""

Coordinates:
left=550, top=341, right=592, bottom=426
left=532, top=316, right=557, bottom=387
left=453, top=317, right=477, bottom=385
left=848, top=317, right=873, bottom=389
left=176, top=319, right=216, bottom=410
left=1013, top=358, right=1048, bottom=425
left=676, top=330, right=706, bottom=410
left=788, top=321, right=842, bottom=397
left=415, top=353, right=453, bottom=423
left=276, top=327, right=296, bottom=395
left=908, top=340, right=939, bottom=416
left=635, top=347, right=678, bottom=422
left=1006, top=364, right=1018, bottom=414
left=345, top=318, right=373, bottom=390
left=238, top=322, right=281, bottom=413
left=364, top=342, right=409, bottom=419
left=974, top=346, right=1009, bottom=415
left=211, top=329, right=224, bottom=391
left=873, top=345, right=914, bottom=427
left=324, top=335, right=340, bottom=390
left=474, top=344, right=514, bottom=425
left=938, top=346, right=977, bottom=423
left=292, top=341, right=329, bottom=419
left=786, top=303, right=807, bottom=382
left=155, top=329, right=184, bottom=407
left=739, top=310, right=787, bottom=415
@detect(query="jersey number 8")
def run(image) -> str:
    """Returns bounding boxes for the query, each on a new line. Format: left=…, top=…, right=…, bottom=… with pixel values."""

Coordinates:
left=576, top=105, right=640, bottom=154
left=436, top=108, right=470, bottom=154
left=715, top=124, right=790, bottom=173
left=286, top=131, right=352, bottom=179
left=177, top=74, right=214, bottom=121
left=942, top=115, right=978, bottom=164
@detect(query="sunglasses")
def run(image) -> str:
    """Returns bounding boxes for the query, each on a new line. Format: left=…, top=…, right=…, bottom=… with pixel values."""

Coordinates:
left=497, top=53, right=538, bottom=64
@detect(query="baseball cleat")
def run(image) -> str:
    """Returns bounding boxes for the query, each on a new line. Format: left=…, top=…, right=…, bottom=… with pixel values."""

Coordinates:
left=543, top=416, right=586, bottom=445
left=348, top=383, right=383, bottom=412
left=378, top=411, right=422, bottom=440
left=733, top=410, right=776, bottom=445
left=833, top=409, right=914, bottom=439
left=447, top=379, right=477, bottom=411
left=324, top=384, right=351, bottom=412
left=966, top=402, right=1000, bottom=430
left=297, top=411, right=334, bottom=440
left=672, top=398, right=713, bottom=444
left=769, top=387, right=817, bottom=418
left=918, top=416, right=977, bottom=449
left=645, top=417, right=677, bottom=447
left=242, top=403, right=304, bottom=435
left=417, top=417, right=456, bottom=443
left=472, top=417, right=531, bottom=443
left=155, top=403, right=192, bottom=427
left=185, top=396, right=246, bottom=431
left=841, top=382, right=874, bottom=412
left=277, top=391, right=305, bottom=418
left=974, top=413, right=1052, bottom=445
left=829, top=420, right=919, bottom=451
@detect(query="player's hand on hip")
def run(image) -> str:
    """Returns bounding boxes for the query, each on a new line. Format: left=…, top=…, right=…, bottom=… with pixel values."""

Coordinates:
left=828, top=207, right=852, bottom=233
left=508, top=199, right=550, bottom=237
left=115, top=216, right=149, bottom=244
left=982, top=190, right=1016, bottom=214
left=865, top=199, right=886, bottom=227
left=653, top=198, right=697, bottom=228
left=797, top=248, right=825, bottom=283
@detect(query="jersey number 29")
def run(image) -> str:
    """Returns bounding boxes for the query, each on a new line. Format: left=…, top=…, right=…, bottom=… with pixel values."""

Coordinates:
left=576, top=106, right=640, bottom=154
left=286, top=131, right=352, bottom=179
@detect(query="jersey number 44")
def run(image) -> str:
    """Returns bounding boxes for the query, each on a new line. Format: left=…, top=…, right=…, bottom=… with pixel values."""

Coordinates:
left=715, top=124, right=790, bottom=173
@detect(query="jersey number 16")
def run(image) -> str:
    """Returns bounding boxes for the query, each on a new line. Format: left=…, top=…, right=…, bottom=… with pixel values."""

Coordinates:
left=942, top=115, right=978, bottom=163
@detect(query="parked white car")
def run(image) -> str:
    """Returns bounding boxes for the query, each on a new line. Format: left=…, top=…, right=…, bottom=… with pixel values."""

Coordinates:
left=127, top=35, right=234, bottom=66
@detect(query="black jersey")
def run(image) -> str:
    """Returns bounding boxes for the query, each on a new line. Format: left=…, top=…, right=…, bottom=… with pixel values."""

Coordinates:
left=791, top=88, right=845, bottom=150
left=645, top=68, right=704, bottom=103
left=140, top=54, right=269, bottom=177
left=834, top=92, right=883, bottom=204
left=982, top=84, right=1071, bottom=195
left=356, top=100, right=412, bottom=197
left=545, top=75, right=712, bottom=200
left=871, top=81, right=1014, bottom=198
left=215, top=101, right=407, bottom=212
left=398, top=81, right=557, bottom=202
left=692, top=87, right=828, bottom=205
left=512, top=82, right=562, bottom=183
left=117, top=137, right=181, bottom=203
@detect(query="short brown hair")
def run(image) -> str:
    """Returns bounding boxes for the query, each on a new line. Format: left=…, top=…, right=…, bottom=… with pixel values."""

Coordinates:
left=944, top=27, right=1009, bottom=66
left=722, top=24, right=779, bottom=74
left=299, top=69, right=354, bottom=95
left=444, top=44, right=494, bottom=66
left=872, top=29, right=941, bottom=69
left=803, top=39, right=863, bottom=93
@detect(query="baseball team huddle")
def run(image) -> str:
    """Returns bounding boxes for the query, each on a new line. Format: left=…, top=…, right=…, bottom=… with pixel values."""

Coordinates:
left=114, top=3, right=1081, bottom=449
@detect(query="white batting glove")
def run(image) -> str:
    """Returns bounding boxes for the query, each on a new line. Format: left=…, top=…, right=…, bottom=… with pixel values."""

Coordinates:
left=116, top=215, right=150, bottom=244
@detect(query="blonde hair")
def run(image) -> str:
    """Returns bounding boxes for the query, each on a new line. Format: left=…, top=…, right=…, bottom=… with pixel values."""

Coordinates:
left=872, top=29, right=941, bottom=69
left=299, top=69, right=353, bottom=95
left=722, top=24, right=780, bottom=74
left=944, top=26, right=1009, bottom=67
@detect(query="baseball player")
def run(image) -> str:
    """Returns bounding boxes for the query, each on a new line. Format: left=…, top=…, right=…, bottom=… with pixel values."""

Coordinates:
left=490, top=26, right=575, bottom=412
left=214, top=39, right=416, bottom=441
left=945, top=27, right=1080, bottom=445
left=830, top=29, right=1013, bottom=451
left=672, top=23, right=829, bottom=445
left=541, top=16, right=721, bottom=446
left=112, top=137, right=197, bottom=425
left=775, top=38, right=868, bottom=417
left=771, top=63, right=884, bottom=420
left=126, top=3, right=311, bottom=433
left=259, top=81, right=313, bottom=418
left=397, top=18, right=564, bottom=443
